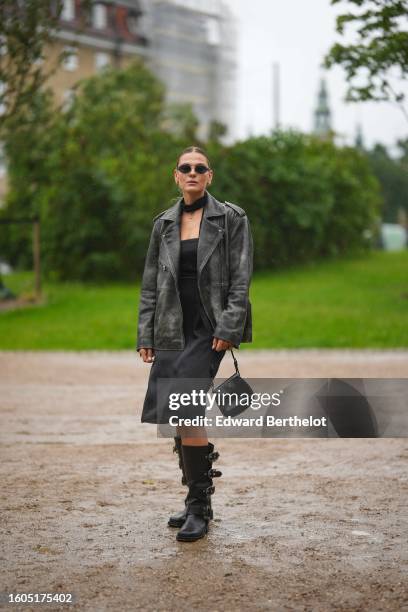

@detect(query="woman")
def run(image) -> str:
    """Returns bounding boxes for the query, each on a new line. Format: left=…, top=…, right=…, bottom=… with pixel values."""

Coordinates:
left=137, top=146, right=253, bottom=542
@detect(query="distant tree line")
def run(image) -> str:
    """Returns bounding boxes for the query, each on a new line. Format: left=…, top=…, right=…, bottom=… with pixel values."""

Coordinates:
left=0, top=61, right=384, bottom=281
left=366, top=141, right=408, bottom=225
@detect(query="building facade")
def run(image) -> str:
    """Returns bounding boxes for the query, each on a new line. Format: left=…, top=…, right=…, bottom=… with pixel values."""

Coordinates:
left=44, top=0, right=236, bottom=138
left=42, top=0, right=150, bottom=112
left=143, top=0, right=237, bottom=140
left=0, top=0, right=237, bottom=203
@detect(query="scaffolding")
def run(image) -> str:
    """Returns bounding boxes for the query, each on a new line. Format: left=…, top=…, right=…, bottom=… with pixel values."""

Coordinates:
left=142, top=0, right=237, bottom=141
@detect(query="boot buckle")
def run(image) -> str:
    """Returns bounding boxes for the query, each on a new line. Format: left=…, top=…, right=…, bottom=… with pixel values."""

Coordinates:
left=208, top=468, right=222, bottom=478
left=205, top=485, right=215, bottom=495
left=207, top=451, right=219, bottom=462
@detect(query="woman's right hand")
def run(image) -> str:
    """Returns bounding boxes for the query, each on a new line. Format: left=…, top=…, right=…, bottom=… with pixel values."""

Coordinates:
left=138, top=348, right=155, bottom=363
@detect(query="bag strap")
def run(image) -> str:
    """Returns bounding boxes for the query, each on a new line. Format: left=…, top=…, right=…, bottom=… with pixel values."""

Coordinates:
left=209, top=346, right=240, bottom=393
left=229, top=348, right=240, bottom=375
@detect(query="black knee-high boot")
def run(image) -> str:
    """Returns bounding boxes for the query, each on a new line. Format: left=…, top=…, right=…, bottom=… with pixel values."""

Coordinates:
left=168, top=435, right=189, bottom=528
left=176, top=442, right=222, bottom=542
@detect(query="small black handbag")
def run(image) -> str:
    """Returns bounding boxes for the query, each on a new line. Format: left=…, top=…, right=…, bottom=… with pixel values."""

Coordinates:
left=211, top=349, right=254, bottom=417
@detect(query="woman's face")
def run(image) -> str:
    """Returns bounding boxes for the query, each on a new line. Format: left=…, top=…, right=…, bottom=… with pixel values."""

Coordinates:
left=174, top=152, right=213, bottom=198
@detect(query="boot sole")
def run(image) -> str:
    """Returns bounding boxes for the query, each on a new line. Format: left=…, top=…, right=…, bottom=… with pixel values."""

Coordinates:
left=167, top=518, right=186, bottom=528
left=176, top=526, right=208, bottom=542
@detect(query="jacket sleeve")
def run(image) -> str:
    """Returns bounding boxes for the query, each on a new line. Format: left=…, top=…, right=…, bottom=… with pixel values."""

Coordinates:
left=136, top=220, right=161, bottom=351
left=213, top=212, right=253, bottom=348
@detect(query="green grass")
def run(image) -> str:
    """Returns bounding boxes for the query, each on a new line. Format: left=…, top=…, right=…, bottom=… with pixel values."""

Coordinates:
left=0, top=251, right=407, bottom=350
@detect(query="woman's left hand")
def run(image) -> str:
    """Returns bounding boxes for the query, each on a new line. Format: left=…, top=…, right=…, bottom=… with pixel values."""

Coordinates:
left=212, top=337, right=234, bottom=351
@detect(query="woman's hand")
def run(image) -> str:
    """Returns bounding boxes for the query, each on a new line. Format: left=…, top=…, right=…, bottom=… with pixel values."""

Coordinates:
left=212, top=337, right=234, bottom=352
left=138, top=348, right=155, bottom=363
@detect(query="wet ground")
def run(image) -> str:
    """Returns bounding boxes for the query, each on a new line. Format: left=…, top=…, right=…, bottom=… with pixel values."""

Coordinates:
left=1, top=350, right=408, bottom=611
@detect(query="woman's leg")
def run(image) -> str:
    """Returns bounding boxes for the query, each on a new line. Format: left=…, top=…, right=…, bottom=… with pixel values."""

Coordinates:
left=174, top=426, right=221, bottom=542
left=176, top=425, right=208, bottom=446
left=167, top=430, right=209, bottom=528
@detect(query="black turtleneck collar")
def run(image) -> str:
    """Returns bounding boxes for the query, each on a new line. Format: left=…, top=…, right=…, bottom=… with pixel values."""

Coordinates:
left=180, top=191, right=208, bottom=213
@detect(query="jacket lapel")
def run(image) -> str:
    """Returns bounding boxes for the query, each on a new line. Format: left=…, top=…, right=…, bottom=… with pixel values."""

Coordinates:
left=197, top=192, right=226, bottom=278
left=160, top=200, right=181, bottom=282
left=159, top=190, right=226, bottom=284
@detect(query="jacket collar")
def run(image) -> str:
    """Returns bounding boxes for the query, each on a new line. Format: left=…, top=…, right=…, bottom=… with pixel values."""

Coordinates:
left=160, top=190, right=225, bottom=222
left=160, top=190, right=226, bottom=281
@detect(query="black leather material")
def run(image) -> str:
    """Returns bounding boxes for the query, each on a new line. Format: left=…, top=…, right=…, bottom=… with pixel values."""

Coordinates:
left=168, top=435, right=188, bottom=528
left=175, top=509, right=209, bottom=542
left=176, top=442, right=221, bottom=542
left=136, top=191, right=253, bottom=351
left=213, top=372, right=254, bottom=418
left=168, top=507, right=188, bottom=528
left=172, top=435, right=187, bottom=486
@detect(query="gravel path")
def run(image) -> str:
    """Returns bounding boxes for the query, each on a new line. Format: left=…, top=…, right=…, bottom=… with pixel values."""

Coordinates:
left=1, top=350, right=407, bottom=611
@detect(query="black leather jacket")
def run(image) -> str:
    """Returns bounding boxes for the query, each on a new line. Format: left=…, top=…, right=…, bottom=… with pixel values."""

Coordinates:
left=136, top=190, right=253, bottom=351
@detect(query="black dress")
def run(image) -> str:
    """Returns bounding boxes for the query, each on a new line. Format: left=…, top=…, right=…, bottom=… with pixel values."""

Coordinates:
left=140, top=237, right=226, bottom=424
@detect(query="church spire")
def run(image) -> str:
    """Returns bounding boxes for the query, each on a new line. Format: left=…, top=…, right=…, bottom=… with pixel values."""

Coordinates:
left=313, top=78, right=332, bottom=138
left=355, top=122, right=365, bottom=150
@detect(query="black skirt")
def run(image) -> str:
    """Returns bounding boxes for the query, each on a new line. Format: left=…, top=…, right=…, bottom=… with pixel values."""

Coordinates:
left=140, top=238, right=226, bottom=424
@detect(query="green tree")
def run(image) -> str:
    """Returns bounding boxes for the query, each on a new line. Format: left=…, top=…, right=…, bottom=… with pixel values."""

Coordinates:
left=2, top=60, right=183, bottom=280
left=163, top=102, right=200, bottom=142
left=208, top=130, right=381, bottom=269
left=366, top=142, right=408, bottom=222
left=0, top=0, right=91, bottom=133
left=324, top=0, right=408, bottom=121
left=0, top=88, right=55, bottom=269
left=208, top=120, right=228, bottom=144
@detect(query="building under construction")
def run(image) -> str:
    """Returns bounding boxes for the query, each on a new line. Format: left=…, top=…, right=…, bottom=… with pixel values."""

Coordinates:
left=0, top=0, right=237, bottom=203
left=143, top=0, right=237, bottom=140
left=47, top=0, right=237, bottom=140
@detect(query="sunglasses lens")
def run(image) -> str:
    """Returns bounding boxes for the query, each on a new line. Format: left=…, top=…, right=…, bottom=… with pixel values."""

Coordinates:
left=195, top=165, right=208, bottom=174
left=177, top=164, right=209, bottom=174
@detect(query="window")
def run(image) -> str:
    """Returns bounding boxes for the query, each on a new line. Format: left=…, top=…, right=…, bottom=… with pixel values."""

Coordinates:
left=92, top=3, right=107, bottom=29
left=62, top=46, right=78, bottom=71
left=127, top=12, right=140, bottom=36
left=206, top=17, right=220, bottom=46
left=61, top=0, right=75, bottom=21
left=95, top=52, right=110, bottom=71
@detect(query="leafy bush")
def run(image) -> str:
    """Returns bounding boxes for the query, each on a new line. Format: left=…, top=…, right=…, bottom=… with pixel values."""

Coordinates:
left=208, top=131, right=382, bottom=270
left=1, top=65, right=382, bottom=281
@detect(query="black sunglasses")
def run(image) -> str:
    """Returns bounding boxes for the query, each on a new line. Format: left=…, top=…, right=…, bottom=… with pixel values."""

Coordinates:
left=177, top=163, right=210, bottom=174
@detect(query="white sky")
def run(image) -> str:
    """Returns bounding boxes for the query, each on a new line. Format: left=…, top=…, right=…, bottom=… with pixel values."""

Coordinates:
left=223, top=0, right=407, bottom=152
